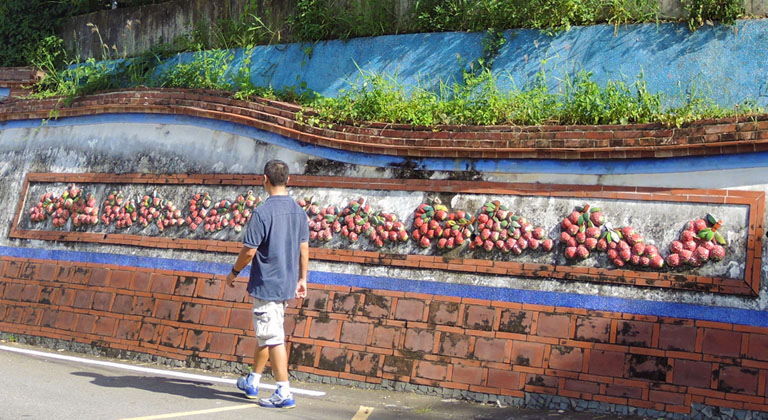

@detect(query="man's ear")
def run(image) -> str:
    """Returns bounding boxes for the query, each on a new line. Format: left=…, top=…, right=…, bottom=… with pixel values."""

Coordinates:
left=286, top=176, right=290, bottom=185
left=263, top=174, right=269, bottom=186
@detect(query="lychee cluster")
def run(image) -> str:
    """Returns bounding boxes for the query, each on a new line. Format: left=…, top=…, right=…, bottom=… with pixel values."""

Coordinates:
left=37, top=184, right=99, bottom=228
left=200, top=192, right=260, bottom=233
left=560, top=204, right=604, bottom=260
left=29, top=192, right=56, bottom=223
left=471, top=200, right=553, bottom=254
left=603, top=226, right=664, bottom=269
left=411, top=197, right=472, bottom=250
left=666, top=215, right=727, bottom=267
left=101, top=190, right=138, bottom=229
left=301, top=196, right=338, bottom=242
left=137, top=192, right=184, bottom=232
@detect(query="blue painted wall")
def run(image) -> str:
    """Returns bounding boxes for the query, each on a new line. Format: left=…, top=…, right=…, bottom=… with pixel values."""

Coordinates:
left=164, top=19, right=768, bottom=108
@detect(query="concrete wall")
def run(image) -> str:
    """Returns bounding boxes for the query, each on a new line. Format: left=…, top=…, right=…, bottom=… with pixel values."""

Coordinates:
left=61, top=0, right=768, bottom=60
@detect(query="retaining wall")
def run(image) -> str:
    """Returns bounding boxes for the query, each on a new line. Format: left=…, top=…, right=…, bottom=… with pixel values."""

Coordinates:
left=1, top=70, right=768, bottom=418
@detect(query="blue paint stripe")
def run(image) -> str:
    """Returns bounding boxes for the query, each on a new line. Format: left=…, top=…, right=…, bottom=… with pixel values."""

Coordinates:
left=0, top=87, right=9, bottom=98
left=3, top=113, right=768, bottom=175
left=1, top=245, right=765, bottom=327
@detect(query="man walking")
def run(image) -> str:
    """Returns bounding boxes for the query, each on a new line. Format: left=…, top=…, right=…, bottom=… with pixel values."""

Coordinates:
left=226, top=159, right=309, bottom=409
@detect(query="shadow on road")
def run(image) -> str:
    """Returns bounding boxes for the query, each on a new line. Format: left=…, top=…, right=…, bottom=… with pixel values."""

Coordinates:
left=70, top=372, right=245, bottom=403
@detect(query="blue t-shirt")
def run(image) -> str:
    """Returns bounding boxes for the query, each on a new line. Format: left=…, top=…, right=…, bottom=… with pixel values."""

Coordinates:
left=243, top=195, right=309, bottom=301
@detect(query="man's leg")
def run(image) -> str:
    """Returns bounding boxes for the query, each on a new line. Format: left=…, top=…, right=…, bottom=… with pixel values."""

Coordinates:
left=253, top=344, right=270, bottom=374
left=268, top=343, right=289, bottom=382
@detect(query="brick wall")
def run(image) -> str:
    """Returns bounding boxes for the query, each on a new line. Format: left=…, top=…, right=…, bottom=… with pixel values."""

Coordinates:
left=1, top=89, right=767, bottom=159
left=2, top=256, right=768, bottom=415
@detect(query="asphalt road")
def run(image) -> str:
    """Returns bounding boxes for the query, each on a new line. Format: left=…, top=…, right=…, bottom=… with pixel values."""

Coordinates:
left=0, top=340, right=644, bottom=420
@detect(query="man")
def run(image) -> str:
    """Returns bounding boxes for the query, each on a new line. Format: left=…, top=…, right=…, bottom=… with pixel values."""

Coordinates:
left=226, top=159, right=309, bottom=409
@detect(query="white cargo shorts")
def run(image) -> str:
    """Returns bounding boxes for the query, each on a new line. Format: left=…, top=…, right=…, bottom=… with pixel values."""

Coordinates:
left=252, top=298, right=287, bottom=347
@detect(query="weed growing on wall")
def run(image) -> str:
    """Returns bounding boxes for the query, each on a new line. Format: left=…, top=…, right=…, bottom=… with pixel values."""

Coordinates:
left=682, top=0, right=745, bottom=31
left=26, top=36, right=764, bottom=128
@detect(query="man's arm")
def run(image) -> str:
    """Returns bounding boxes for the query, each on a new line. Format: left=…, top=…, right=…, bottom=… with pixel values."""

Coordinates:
left=226, top=246, right=258, bottom=287
left=295, top=241, right=309, bottom=298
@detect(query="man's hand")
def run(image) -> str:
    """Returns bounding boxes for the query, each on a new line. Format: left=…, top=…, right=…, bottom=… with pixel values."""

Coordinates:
left=226, top=271, right=237, bottom=288
left=295, top=278, right=307, bottom=299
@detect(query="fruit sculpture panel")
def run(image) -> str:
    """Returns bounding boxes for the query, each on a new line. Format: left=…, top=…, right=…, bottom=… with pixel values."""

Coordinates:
left=27, top=186, right=732, bottom=273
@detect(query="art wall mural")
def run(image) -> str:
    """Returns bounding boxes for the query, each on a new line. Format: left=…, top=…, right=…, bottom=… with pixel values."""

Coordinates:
left=11, top=173, right=764, bottom=297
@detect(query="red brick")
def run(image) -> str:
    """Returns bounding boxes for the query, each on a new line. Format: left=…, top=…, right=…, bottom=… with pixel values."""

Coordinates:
left=452, top=364, right=483, bottom=385
left=40, top=309, right=58, bottom=328
left=628, top=354, right=668, bottom=382
left=93, top=316, right=116, bottom=336
left=658, top=324, right=697, bottom=352
left=464, top=305, right=495, bottom=331
left=202, top=306, right=228, bottom=327
left=302, top=289, right=329, bottom=311
left=109, top=270, right=133, bottom=289
left=155, top=300, right=181, bottom=320
left=606, top=384, right=643, bottom=399
left=55, top=266, right=73, bottom=282
left=718, top=366, right=759, bottom=395
left=92, top=292, right=113, bottom=311
left=54, top=311, right=75, bottom=330
left=564, top=379, right=599, bottom=394
left=235, top=336, right=257, bottom=358
left=649, top=390, right=685, bottom=405
left=185, top=330, right=208, bottom=352
left=23, top=307, right=42, bottom=326
left=72, top=290, right=94, bottom=309
left=318, top=347, right=348, bottom=372
left=361, top=294, right=391, bottom=318
left=196, top=277, right=222, bottom=300
left=289, top=343, right=317, bottom=367
left=672, top=359, right=711, bottom=388
left=20, top=284, right=40, bottom=302
left=4, top=283, right=23, bottom=300
left=439, top=332, right=471, bottom=358
left=222, top=283, right=245, bottom=303
left=349, top=351, right=380, bottom=376
left=340, top=322, right=370, bottom=345
left=588, top=350, right=626, bottom=377
left=150, top=274, right=177, bottom=295
left=617, top=320, right=653, bottom=347
left=70, top=267, right=91, bottom=284
left=371, top=326, right=399, bottom=349
left=207, top=332, right=235, bottom=354
left=131, top=272, right=151, bottom=292
left=428, top=301, right=459, bottom=326
left=575, top=316, right=611, bottom=343
left=395, top=299, right=425, bottom=321
left=3, top=261, right=23, bottom=278
left=176, top=303, right=201, bottom=324
left=404, top=329, right=435, bottom=353
left=416, top=361, right=447, bottom=381
left=332, top=293, right=361, bottom=314
left=548, top=346, right=584, bottom=372
left=111, top=295, right=133, bottom=315
left=174, top=275, right=197, bottom=296
left=309, top=319, right=338, bottom=341
left=228, top=308, right=253, bottom=331
left=537, top=313, right=571, bottom=338
left=131, top=297, right=155, bottom=316
left=4, top=305, right=25, bottom=324
left=746, top=333, right=768, bottom=361
left=160, top=326, right=185, bottom=348
left=474, top=337, right=507, bottom=362
left=116, top=319, right=140, bottom=340
left=139, top=323, right=160, bottom=344
left=88, top=268, right=110, bottom=287
left=487, top=368, right=520, bottom=389
left=75, top=314, right=96, bottom=334
left=703, top=329, right=742, bottom=358
left=511, top=341, right=545, bottom=367
left=499, top=309, right=533, bottom=334
left=37, top=264, right=56, bottom=281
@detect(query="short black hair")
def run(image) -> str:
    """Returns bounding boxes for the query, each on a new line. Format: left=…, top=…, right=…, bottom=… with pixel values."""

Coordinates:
left=264, top=159, right=289, bottom=186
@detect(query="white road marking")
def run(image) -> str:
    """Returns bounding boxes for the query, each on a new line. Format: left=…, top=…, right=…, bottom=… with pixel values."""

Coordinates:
left=0, top=344, right=325, bottom=397
left=117, top=404, right=256, bottom=420
left=351, top=405, right=375, bottom=420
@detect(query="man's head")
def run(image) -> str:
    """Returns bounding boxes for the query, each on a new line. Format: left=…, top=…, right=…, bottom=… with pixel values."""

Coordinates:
left=264, top=159, right=289, bottom=187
